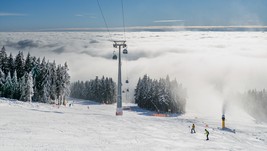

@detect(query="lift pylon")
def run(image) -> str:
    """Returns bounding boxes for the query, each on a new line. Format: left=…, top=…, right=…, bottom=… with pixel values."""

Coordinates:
left=113, top=40, right=126, bottom=115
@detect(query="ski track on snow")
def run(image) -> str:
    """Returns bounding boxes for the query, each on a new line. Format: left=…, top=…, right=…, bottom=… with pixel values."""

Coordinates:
left=1, top=98, right=267, bottom=151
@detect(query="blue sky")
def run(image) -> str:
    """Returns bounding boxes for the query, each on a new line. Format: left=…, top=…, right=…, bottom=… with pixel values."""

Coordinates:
left=0, top=0, right=267, bottom=31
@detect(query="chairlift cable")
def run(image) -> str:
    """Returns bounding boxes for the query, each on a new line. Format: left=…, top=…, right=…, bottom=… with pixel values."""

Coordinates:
left=96, top=0, right=113, bottom=41
left=121, top=0, right=126, bottom=41
left=120, top=0, right=129, bottom=84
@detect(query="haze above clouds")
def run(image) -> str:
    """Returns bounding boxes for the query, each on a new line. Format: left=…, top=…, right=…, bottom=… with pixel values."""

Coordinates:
left=1, top=31, right=267, bottom=115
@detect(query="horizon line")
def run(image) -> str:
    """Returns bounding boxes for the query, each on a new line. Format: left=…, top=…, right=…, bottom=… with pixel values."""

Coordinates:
left=1, top=25, right=267, bottom=32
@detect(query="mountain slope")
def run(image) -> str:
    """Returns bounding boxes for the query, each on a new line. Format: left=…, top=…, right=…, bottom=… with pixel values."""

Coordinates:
left=0, top=98, right=267, bottom=151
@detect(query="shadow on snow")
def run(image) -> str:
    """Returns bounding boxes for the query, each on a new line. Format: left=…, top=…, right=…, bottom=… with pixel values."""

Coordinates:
left=125, top=106, right=182, bottom=117
left=29, top=108, right=64, bottom=114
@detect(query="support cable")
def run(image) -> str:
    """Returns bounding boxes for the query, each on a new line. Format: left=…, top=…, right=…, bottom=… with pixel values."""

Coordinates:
left=96, top=0, right=113, bottom=41
left=121, top=0, right=126, bottom=40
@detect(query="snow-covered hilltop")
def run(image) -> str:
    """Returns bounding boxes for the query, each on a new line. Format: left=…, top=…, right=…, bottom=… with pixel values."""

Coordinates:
left=1, top=97, right=267, bottom=151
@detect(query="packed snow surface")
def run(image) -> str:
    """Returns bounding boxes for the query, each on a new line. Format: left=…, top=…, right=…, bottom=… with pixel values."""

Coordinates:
left=1, top=97, right=267, bottom=151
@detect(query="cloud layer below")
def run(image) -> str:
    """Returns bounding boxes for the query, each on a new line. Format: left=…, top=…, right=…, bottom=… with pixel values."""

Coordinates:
left=1, top=31, right=267, bottom=116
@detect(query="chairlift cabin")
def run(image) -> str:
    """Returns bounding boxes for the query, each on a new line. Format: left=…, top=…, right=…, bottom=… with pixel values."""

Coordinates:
left=123, top=49, right=128, bottom=54
left=112, top=54, right=117, bottom=60
left=112, top=50, right=117, bottom=60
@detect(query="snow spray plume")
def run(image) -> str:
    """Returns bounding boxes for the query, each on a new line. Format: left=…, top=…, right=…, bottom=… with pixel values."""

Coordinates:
left=222, top=100, right=228, bottom=115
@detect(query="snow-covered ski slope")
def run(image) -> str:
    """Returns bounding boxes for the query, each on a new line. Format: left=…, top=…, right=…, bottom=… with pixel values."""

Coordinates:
left=1, top=98, right=267, bottom=151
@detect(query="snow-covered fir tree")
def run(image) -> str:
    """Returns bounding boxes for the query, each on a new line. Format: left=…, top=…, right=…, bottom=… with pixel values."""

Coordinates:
left=8, top=53, right=15, bottom=78
left=20, top=72, right=34, bottom=102
left=32, top=57, right=41, bottom=101
left=1, top=49, right=9, bottom=76
left=62, top=62, right=70, bottom=103
left=0, top=69, right=5, bottom=96
left=15, top=51, right=25, bottom=79
left=3, top=72, right=12, bottom=98
left=56, top=64, right=64, bottom=104
left=11, top=70, right=20, bottom=100
left=38, top=58, right=50, bottom=103
left=0, top=46, right=6, bottom=68
left=25, top=52, right=33, bottom=73
left=0, top=46, right=71, bottom=104
left=70, top=76, right=116, bottom=104
left=134, top=75, right=187, bottom=113
left=49, top=61, right=57, bottom=102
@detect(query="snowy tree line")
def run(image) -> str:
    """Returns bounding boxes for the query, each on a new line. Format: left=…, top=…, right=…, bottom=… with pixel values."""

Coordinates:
left=241, top=89, right=267, bottom=121
left=0, top=46, right=70, bottom=104
left=135, top=75, right=187, bottom=113
left=70, top=76, right=116, bottom=104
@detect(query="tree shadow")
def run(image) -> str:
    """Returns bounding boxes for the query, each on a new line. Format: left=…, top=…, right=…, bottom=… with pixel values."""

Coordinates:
left=126, top=106, right=182, bottom=117
left=29, top=108, right=64, bottom=114
left=68, top=98, right=101, bottom=106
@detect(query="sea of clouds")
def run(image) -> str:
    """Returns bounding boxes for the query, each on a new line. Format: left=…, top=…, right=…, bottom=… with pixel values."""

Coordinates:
left=1, top=31, right=267, bottom=116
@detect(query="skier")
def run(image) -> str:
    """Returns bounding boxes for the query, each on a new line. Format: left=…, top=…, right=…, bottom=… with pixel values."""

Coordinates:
left=205, top=129, right=209, bottom=140
left=191, top=124, right=196, bottom=133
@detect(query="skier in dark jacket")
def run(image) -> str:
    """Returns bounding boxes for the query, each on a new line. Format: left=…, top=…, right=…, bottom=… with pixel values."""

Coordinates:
left=191, top=124, right=196, bottom=133
left=205, top=129, right=209, bottom=140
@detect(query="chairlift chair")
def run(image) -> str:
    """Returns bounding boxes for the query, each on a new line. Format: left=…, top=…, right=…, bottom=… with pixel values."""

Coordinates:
left=125, top=79, right=129, bottom=83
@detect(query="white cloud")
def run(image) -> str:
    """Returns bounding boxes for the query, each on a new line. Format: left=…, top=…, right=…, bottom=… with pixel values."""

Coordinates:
left=75, top=14, right=96, bottom=18
left=1, top=31, right=267, bottom=114
left=153, top=20, right=184, bottom=23
left=0, top=12, right=27, bottom=16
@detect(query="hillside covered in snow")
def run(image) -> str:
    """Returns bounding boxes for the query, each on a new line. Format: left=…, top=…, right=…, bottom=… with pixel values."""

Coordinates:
left=1, top=97, right=267, bottom=151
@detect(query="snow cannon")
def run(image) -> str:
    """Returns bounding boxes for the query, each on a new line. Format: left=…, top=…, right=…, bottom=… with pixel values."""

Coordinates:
left=222, top=114, right=225, bottom=129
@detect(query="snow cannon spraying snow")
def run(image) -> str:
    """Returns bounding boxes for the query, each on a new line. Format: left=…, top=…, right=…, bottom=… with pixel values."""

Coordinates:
left=222, top=114, right=225, bottom=129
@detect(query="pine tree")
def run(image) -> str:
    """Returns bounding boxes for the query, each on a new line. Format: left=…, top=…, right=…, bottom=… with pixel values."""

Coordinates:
left=0, top=47, right=9, bottom=76
left=8, top=53, right=15, bottom=78
left=56, top=65, right=64, bottom=104
left=134, top=78, right=141, bottom=104
left=105, top=77, right=111, bottom=104
left=3, top=72, right=13, bottom=98
left=70, top=76, right=116, bottom=104
left=40, top=62, right=51, bottom=103
left=15, top=51, right=25, bottom=79
left=84, top=81, right=91, bottom=99
left=49, top=61, right=57, bottom=102
left=39, top=58, right=50, bottom=103
left=99, top=76, right=106, bottom=103
left=0, top=69, right=5, bottom=96
left=62, top=62, right=70, bottom=103
left=32, top=57, right=41, bottom=102
left=20, top=72, right=34, bottom=102
left=134, top=75, right=187, bottom=113
left=25, top=52, right=33, bottom=73
left=0, top=48, right=70, bottom=104
left=19, top=74, right=26, bottom=101
left=27, top=72, right=34, bottom=102
left=11, top=70, right=20, bottom=100
left=0, top=46, right=6, bottom=70
left=109, top=78, right=116, bottom=103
